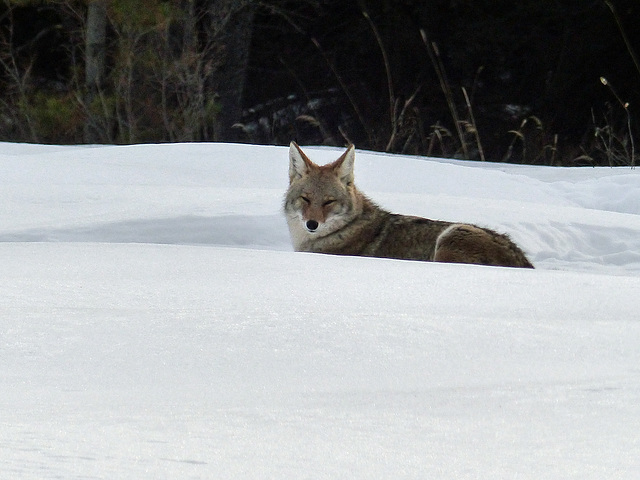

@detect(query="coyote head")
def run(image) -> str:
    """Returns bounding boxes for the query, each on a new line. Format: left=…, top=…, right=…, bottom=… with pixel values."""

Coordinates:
left=284, top=142, right=363, bottom=249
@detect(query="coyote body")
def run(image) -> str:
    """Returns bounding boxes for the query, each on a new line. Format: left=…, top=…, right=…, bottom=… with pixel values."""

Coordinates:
left=284, top=142, right=534, bottom=268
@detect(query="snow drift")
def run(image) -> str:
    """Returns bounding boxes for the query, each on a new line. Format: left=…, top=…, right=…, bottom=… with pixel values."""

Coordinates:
left=1, top=142, right=639, bottom=479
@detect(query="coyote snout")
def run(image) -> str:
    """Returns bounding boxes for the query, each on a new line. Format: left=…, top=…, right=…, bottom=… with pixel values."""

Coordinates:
left=284, top=142, right=534, bottom=268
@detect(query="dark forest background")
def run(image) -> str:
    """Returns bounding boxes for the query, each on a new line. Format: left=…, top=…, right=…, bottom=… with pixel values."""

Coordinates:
left=1, top=0, right=638, bottom=165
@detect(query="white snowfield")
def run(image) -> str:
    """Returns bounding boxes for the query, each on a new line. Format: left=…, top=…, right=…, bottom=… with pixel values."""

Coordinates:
left=1, top=142, right=639, bottom=479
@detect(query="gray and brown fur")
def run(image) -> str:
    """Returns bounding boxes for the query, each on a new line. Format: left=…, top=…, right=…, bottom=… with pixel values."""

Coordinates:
left=284, top=142, right=534, bottom=268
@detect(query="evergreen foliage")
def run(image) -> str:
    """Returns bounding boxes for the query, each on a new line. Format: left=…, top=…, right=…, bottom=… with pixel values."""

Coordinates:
left=0, top=0, right=637, bottom=165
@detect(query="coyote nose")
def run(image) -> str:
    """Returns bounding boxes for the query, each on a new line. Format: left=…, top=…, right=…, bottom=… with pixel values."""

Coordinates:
left=306, top=220, right=319, bottom=232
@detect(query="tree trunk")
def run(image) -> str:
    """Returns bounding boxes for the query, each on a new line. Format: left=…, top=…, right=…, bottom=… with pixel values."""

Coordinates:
left=84, top=0, right=108, bottom=143
left=206, top=0, right=255, bottom=142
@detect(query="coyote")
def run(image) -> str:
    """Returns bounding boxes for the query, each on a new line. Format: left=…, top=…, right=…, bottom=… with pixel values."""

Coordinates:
left=284, top=142, right=534, bottom=268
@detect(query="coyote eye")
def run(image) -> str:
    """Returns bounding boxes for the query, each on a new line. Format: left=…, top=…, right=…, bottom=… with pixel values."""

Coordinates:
left=323, top=199, right=335, bottom=207
left=300, top=196, right=310, bottom=204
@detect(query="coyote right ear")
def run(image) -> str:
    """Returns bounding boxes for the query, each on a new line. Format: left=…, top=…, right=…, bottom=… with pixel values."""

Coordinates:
left=289, top=142, right=316, bottom=183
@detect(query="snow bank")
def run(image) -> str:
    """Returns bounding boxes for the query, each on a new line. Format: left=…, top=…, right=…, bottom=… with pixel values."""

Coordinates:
left=2, top=142, right=640, bottom=274
left=1, top=142, right=639, bottom=479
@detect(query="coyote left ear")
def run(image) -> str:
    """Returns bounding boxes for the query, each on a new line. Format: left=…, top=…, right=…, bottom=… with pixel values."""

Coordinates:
left=333, top=144, right=355, bottom=185
left=289, top=141, right=316, bottom=183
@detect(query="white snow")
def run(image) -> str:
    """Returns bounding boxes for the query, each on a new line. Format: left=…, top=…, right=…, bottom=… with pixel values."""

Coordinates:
left=1, top=142, right=639, bottom=479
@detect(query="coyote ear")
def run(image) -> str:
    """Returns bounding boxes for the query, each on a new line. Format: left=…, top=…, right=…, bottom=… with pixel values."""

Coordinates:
left=333, top=144, right=355, bottom=185
left=289, top=141, right=315, bottom=183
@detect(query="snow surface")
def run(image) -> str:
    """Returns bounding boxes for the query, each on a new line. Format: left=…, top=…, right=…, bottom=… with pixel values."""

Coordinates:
left=1, top=142, right=639, bottom=479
